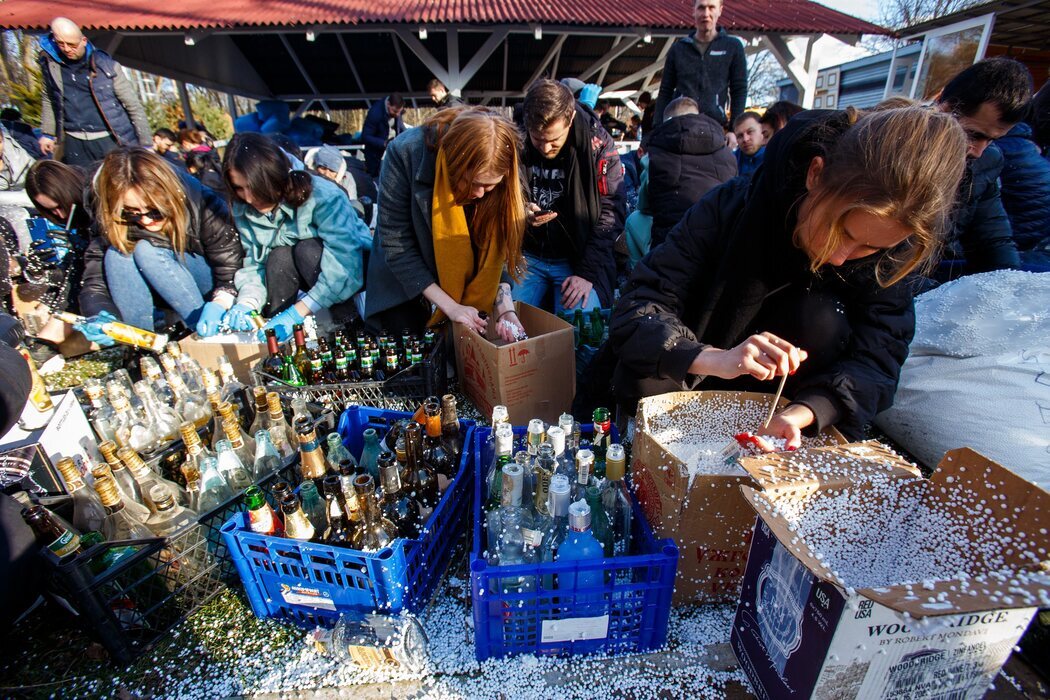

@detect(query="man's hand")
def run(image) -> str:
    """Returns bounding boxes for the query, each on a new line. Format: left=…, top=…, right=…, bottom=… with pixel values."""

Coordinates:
left=526, top=202, right=558, bottom=227
left=689, top=332, right=807, bottom=380
left=725, top=131, right=737, bottom=150
left=39, top=136, right=57, bottom=156
left=756, top=404, right=815, bottom=450
left=560, top=276, right=594, bottom=310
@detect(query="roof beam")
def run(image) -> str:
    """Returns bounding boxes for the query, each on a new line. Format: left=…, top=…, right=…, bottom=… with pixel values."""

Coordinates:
left=578, top=34, right=638, bottom=82
left=764, top=34, right=819, bottom=107
left=501, top=38, right=509, bottom=107
left=447, top=28, right=461, bottom=87
left=602, top=36, right=675, bottom=92
left=389, top=31, right=418, bottom=108
left=393, top=27, right=449, bottom=87
left=458, top=27, right=510, bottom=88
left=523, top=34, right=568, bottom=90
left=278, top=34, right=331, bottom=113
left=336, top=33, right=371, bottom=107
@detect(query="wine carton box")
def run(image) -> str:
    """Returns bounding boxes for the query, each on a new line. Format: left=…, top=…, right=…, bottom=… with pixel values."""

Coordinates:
left=178, top=332, right=265, bottom=383
left=452, top=302, right=575, bottom=425
left=731, top=447, right=1049, bottom=700
left=631, top=391, right=849, bottom=605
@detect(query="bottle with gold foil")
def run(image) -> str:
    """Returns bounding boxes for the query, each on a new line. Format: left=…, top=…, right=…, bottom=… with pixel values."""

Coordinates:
left=99, top=440, right=148, bottom=511
left=350, top=474, right=395, bottom=551
left=440, top=394, right=462, bottom=462
left=248, top=386, right=271, bottom=438
left=91, top=462, right=152, bottom=524
left=55, top=310, right=167, bottom=352
left=118, top=446, right=190, bottom=514
left=54, top=456, right=108, bottom=534
left=221, top=407, right=256, bottom=457
left=217, top=399, right=249, bottom=444
left=281, top=495, right=316, bottom=542
left=94, top=476, right=155, bottom=540
left=267, top=392, right=296, bottom=460
left=207, top=391, right=226, bottom=448
left=15, top=346, right=55, bottom=429
left=297, top=423, right=328, bottom=488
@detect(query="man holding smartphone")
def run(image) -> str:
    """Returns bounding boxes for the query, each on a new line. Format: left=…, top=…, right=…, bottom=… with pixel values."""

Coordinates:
left=516, top=79, right=626, bottom=313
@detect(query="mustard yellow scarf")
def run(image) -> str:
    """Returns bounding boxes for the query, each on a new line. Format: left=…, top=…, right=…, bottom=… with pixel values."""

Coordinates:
left=429, top=148, right=505, bottom=326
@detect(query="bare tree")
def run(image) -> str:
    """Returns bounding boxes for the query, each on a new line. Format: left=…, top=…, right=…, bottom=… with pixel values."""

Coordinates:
left=747, top=50, right=787, bottom=107
left=879, top=0, right=987, bottom=30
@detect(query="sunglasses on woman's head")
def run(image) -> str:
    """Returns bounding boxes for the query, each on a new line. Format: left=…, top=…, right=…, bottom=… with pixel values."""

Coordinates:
left=118, top=208, right=166, bottom=225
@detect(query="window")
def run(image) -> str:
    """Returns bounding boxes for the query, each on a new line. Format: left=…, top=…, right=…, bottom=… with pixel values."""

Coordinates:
left=826, top=95, right=835, bottom=107
left=816, top=75, right=824, bottom=88
left=814, top=96, right=822, bottom=108
left=828, top=73, right=837, bottom=86
left=888, top=14, right=994, bottom=100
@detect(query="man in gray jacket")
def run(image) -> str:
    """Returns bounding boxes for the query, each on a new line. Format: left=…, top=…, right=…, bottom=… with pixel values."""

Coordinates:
left=37, top=17, right=151, bottom=167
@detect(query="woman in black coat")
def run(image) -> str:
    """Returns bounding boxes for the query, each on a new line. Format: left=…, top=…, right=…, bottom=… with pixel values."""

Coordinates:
left=78, top=147, right=242, bottom=340
left=610, top=107, right=968, bottom=444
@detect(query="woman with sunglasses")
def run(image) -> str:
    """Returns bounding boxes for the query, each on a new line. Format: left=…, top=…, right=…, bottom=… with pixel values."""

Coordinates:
left=77, top=147, right=242, bottom=340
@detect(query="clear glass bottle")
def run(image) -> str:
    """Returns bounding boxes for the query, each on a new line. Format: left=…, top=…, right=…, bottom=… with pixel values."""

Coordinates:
left=546, top=426, right=575, bottom=481
left=299, top=480, right=328, bottom=533
left=118, top=446, right=190, bottom=513
left=572, top=449, right=596, bottom=503
left=483, top=404, right=510, bottom=459
left=167, top=369, right=211, bottom=430
left=99, top=441, right=149, bottom=514
left=248, top=386, right=271, bottom=438
left=94, top=475, right=154, bottom=540
left=281, top=495, right=316, bottom=542
left=358, top=428, right=382, bottom=484
left=134, top=380, right=181, bottom=444
left=337, top=458, right=363, bottom=530
left=140, top=356, right=177, bottom=408
left=207, top=391, right=227, bottom=449
left=218, top=356, right=253, bottom=428
left=54, top=456, right=107, bottom=534
left=197, top=455, right=234, bottom=512
left=350, top=474, right=395, bottom=551
left=90, top=461, right=151, bottom=525
left=109, top=392, right=160, bottom=454
left=526, top=418, right=546, bottom=457
left=215, top=439, right=254, bottom=493
left=253, top=429, right=282, bottom=480
left=267, top=392, right=296, bottom=459
left=83, top=379, right=117, bottom=442
left=325, top=433, right=355, bottom=473
left=290, top=397, right=313, bottom=446
left=557, top=413, right=576, bottom=455
left=378, top=451, right=420, bottom=539
left=328, top=611, right=428, bottom=673
left=222, top=417, right=256, bottom=466
left=540, top=475, right=572, bottom=565
left=485, top=423, right=515, bottom=511
left=600, top=443, right=633, bottom=560
left=145, top=484, right=197, bottom=536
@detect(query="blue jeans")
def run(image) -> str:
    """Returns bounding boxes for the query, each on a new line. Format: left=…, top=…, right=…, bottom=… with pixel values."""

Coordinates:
left=104, top=241, right=213, bottom=330
left=511, top=254, right=601, bottom=313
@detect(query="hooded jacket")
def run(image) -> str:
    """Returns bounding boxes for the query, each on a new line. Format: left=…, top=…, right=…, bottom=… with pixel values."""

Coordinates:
left=996, top=123, right=1050, bottom=251
left=79, top=172, right=242, bottom=318
left=654, top=28, right=747, bottom=127
left=37, top=36, right=151, bottom=147
left=610, top=110, right=918, bottom=439
left=0, top=126, right=34, bottom=207
left=645, top=112, right=736, bottom=245
left=944, top=144, right=1019, bottom=273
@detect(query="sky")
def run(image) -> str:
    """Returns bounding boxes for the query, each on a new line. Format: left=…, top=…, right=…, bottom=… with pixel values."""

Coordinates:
left=815, top=0, right=882, bottom=21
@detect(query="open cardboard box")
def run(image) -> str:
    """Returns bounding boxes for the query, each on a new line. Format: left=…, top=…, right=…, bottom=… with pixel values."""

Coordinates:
left=178, top=332, right=264, bottom=383
left=631, top=391, right=847, bottom=604
left=731, top=444, right=1050, bottom=700
left=452, top=302, right=575, bottom=425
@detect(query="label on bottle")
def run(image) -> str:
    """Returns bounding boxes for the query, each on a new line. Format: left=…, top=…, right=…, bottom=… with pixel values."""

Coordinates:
left=347, top=645, right=399, bottom=670
left=279, top=584, right=337, bottom=611
left=533, top=469, right=552, bottom=514
left=249, top=505, right=277, bottom=535
left=540, top=615, right=610, bottom=643
left=577, top=460, right=591, bottom=485
left=521, top=527, right=543, bottom=549
left=48, top=529, right=81, bottom=557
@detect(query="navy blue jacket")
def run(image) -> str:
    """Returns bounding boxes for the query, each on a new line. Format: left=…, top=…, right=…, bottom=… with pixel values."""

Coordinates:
left=996, top=123, right=1050, bottom=251
left=654, top=28, right=747, bottom=127
left=946, top=145, right=1019, bottom=273
left=735, top=146, right=765, bottom=179
left=361, top=100, right=406, bottom=177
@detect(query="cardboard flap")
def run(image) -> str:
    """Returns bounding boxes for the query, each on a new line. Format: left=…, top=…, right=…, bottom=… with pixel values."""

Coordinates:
left=741, top=484, right=840, bottom=586
left=740, top=441, right=922, bottom=496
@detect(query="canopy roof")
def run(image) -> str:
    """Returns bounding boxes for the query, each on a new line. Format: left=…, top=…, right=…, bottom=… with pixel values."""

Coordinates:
left=902, top=0, right=1050, bottom=52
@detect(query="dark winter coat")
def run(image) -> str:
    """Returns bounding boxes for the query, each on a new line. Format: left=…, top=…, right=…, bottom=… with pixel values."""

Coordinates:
left=361, top=100, right=406, bottom=176
left=944, top=144, right=1019, bottom=273
left=79, top=173, right=241, bottom=318
left=37, top=36, right=150, bottom=148
left=610, top=110, right=918, bottom=439
left=654, top=28, right=747, bottom=127
left=645, top=112, right=737, bottom=245
left=996, top=123, right=1050, bottom=251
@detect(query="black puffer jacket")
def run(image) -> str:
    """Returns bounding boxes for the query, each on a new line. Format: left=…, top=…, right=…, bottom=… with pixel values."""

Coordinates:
left=610, top=111, right=917, bottom=439
left=944, top=144, right=1019, bottom=273
left=79, top=172, right=241, bottom=318
left=646, top=112, right=737, bottom=245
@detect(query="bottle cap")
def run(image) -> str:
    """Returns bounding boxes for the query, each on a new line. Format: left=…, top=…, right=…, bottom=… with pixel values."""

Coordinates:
left=558, top=413, right=574, bottom=431
left=254, top=429, right=271, bottom=443
left=548, top=474, right=571, bottom=516
left=546, top=426, right=565, bottom=455
left=568, top=499, right=592, bottom=531
left=606, top=443, right=626, bottom=480
left=150, top=484, right=175, bottom=510
left=491, top=405, right=509, bottom=425
left=94, top=476, right=121, bottom=507
left=527, top=419, right=545, bottom=442
left=215, top=438, right=232, bottom=453
left=501, top=463, right=523, bottom=505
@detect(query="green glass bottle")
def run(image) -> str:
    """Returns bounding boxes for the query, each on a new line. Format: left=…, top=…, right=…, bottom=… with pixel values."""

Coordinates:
left=589, top=309, right=604, bottom=348
left=281, top=353, right=306, bottom=387
left=584, top=484, right=613, bottom=557
left=572, top=309, right=585, bottom=347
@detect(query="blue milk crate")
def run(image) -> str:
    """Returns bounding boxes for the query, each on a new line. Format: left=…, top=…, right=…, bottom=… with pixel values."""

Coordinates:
left=220, top=406, right=475, bottom=628
left=470, top=424, right=678, bottom=661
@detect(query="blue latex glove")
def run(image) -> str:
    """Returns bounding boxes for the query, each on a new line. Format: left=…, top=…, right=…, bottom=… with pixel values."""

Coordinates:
left=74, top=311, right=117, bottom=347
left=579, top=83, right=602, bottom=109
left=223, top=304, right=256, bottom=332
left=195, top=301, right=227, bottom=338
left=259, top=305, right=305, bottom=343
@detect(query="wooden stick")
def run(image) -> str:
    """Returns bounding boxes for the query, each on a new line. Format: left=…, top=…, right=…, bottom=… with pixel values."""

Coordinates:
left=763, top=371, right=789, bottom=429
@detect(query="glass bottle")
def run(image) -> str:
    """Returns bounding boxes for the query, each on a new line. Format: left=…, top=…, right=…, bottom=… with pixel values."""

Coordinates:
left=333, top=345, right=351, bottom=381
left=83, top=379, right=117, bottom=442
left=531, top=443, right=556, bottom=522
left=281, top=495, right=316, bottom=542
left=261, top=328, right=285, bottom=377
left=292, top=324, right=311, bottom=379
left=248, top=386, right=271, bottom=438
left=145, top=484, right=197, bottom=536
left=322, top=475, right=351, bottom=545
left=22, top=505, right=84, bottom=557
left=167, top=370, right=211, bottom=430
left=328, top=611, right=429, bottom=673
left=134, top=380, right=181, bottom=444
left=526, top=418, right=546, bottom=457
left=404, top=424, right=438, bottom=522
left=540, top=475, right=572, bottom=566
left=267, top=392, right=296, bottom=459
left=54, top=456, right=107, bottom=534
left=215, top=438, right=254, bottom=493
left=378, top=451, right=420, bottom=538
left=118, top=446, right=190, bottom=513
left=358, top=428, right=381, bottom=484
left=253, top=429, right=282, bottom=480
left=423, top=401, right=456, bottom=493
left=591, top=407, right=612, bottom=478
left=99, top=441, right=149, bottom=514
left=325, top=432, right=354, bottom=473
left=109, top=392, right=160, bottom=454
left=439, top=395, right=462, bottom=461
left=94, top=476, right=155, bottom=540
left=281, top=350, right=306, bottom=387
left=207, top=392, right=227, bottom=449
left=557, top=500, right=605, bottom=613
left=600, top=443, right=633, bottom=559
left=222, top=416, right=256, bottom=465
left=350, top=474, right=395, bottom=551
left=485, top=423, right=515, bottom=511
left=179, top=421, right=211, bottom=510
left=218, top=355, right=253, bottom=428
left=245, top=485, right=282, bottom=536
left=299, top=481, right=328, bottom=534
left=337, top=458, right=363, bottom=530
left=197, top=455, right=234, bottom=512
left=572, top=449, right=596, bottom=502
left=584, top=485, right=612, bottom=558
left=297, top=423, right=328, bottom=487
left=290, top=398, right=313, bottom=446
left=546, top=426, right=574, bottom=480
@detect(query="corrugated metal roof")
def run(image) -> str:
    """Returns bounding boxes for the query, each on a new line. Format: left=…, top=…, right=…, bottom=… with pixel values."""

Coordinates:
left=0, top=0, right=886, bottom=35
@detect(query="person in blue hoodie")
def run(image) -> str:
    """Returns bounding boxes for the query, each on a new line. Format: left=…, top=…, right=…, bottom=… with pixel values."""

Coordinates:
left=996, top=120, right=1050, bottom=265
left=733, top=111, right=767, bottom=178
left=221, top=133, right=372, bottom=341
left=37, top=18, right=150, bottom=168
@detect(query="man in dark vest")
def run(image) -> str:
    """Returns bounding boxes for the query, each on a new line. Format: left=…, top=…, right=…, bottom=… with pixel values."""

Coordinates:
left=37, top=17, right=151, bottom=168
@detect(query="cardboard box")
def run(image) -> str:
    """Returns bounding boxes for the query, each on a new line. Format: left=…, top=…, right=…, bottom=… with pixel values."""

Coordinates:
left=731, top=446, right=1050, bottom=700
left=178, top=332, right=265, bottom=383
left=631, top=391, right=848, bottom=605
left=452, top=302, right=575, bottom=425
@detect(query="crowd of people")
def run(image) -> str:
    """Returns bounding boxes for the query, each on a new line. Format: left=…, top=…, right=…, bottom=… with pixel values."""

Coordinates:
left=2, top=8, right=1050, bottom=449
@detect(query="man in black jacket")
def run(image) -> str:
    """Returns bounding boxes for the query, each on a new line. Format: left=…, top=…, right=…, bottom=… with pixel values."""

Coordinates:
left=361, top=95, right=406, bottom=177
left=427, top=79, right=465, bottom=110
left=935, top=57, right=1032, bottom=278
left=654, top=0, right=747, bottom=140
left=514, top=79, right=626, bottom=312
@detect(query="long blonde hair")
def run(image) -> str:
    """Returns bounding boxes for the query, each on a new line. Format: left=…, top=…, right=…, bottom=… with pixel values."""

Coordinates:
left=797, top=106, right=967, bottom=286
left=425, top=107, right=528, bottom=280
left=94, top=147, right=190, bottom=255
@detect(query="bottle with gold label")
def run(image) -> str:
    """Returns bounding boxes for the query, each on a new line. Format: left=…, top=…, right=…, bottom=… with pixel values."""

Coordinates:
left=281, top=494, right=316, bottom=542
left=99, top=441, right=149, bottom=512
left=297, top=423, right=328, bottom=488
left=91, top=461, right=152, bottom=525
left=55, top=311, right=168, bottom=352
left=54, top=456, right=108, bottom=534
left=94, top=476, right=155, bottom=540
left=16, top=346, right=54, bottom=430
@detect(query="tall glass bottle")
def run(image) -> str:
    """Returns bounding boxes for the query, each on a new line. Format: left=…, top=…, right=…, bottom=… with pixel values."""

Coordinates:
left=297, top=423, right=328, bottom=487
left=221, top=417, right=256, bottom=466
left=94, top=476, right=155, bottom=540
left=109, top=392, right=159, bottom=454
left=325, top=433, right=355, bottom=473
left=378, top=451, right=420, bottom=538
left=197, top=455, right=234, bottom=512
left=54, top=456, right=107, bottom=534
left=207, top=392, right=227, bottom=449
left=423, top=401, right=456, bottom=492
left=291, top=324, right=311, bottom=379
left=572, top=449, right=596, bottom=502
left=546, top=426, right=574, bottom=480
left=600, top=443, right=632, bottom=559
left=485, top=423, right=515, bottom=510
left=281, top=495, right=316, bottom=542
left=145, top=485, right=197, bottom=536
left=404, top=424, right=438, bottom=522
left=267, top=392, right=296, bottom=459
left=439, top=395, right=462, bottom=462
left=99, top=441, right=148, bottom=514
left=299, top=481, right=328, bottom=534
left=289, top=398, right=313, bottom=446
left=134, top=381, right=181, bottom=444
left=591, top=407, right=612, bottom=478
left=358, top=428, right=382, bottom=483
left=167, top=370, right=211, bottom=430
left=336, top=458, right=363, bottom=530
left=261, top=329, right=285, bottom=377
left=245, top=485, right=282, bottom=536
left=248, top=386, right=271, bottom=436
left=90, top=462, right=151, bottom=525
left=584, top=486, right=612, bottom=557
left=540, top=475, right=571, bottom=565
left=526, top=418, right=546, bottom=457
left=22, top=505, right=83, bottom=557
left=253, top=429, right=282, bottom=480
left=322, top=475, right=351, bottom=545
left=350, top=474, right=395, bottom=551
left=118, top=446, right=190, bottom=513
left=557, top=500, right=605, bottom=613
left=218, top=355, right=253, bottom=427
left=83, top=379, right=116, bottom=442
left=215, top=439, right=254, bottom=492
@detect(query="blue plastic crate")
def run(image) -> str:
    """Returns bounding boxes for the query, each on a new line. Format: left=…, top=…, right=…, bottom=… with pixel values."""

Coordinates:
left=220, top=406, right=475, bottom=627
left=470, top=424, right=678, bottom=661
